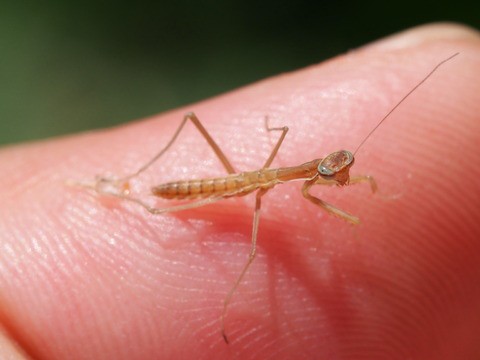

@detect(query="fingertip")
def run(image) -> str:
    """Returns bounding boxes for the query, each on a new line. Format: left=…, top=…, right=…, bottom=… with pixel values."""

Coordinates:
left=360, top=22, right=480, bottom=52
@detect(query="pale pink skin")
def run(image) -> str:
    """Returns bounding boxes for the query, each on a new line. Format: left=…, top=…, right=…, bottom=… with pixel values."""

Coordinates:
left=0, top=23, right=479, bottom=360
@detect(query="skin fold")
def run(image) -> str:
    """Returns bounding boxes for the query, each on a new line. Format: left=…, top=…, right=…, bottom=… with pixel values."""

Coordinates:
left=0, top=23, right=479, bottom=360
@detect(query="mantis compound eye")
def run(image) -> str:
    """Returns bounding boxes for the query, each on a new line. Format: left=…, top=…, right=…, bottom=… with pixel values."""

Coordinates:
left=317, top=150, right=354, bottom=178
left=318, top=164, right=334, bottom=176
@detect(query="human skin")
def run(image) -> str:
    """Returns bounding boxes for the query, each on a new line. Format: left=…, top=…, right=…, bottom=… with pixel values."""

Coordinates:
left=0, top=23, right=479, bottom=360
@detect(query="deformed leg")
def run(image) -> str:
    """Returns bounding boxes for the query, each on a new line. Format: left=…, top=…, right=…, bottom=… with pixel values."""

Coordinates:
left=221, top=188, right=268, bottom=344
left=302, top=177, right=360, bottom=225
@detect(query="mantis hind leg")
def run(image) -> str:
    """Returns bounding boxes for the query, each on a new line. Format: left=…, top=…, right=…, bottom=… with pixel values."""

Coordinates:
left=96, top=112, right=237, bottom=192
left=125, top=112, right=237, bottom=178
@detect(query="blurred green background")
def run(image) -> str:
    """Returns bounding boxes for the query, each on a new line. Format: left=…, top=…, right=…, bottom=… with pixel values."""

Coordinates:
left=1, top=1, right=478, bottom=145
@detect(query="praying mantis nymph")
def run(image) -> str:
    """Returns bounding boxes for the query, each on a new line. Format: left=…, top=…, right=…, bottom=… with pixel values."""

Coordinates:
left=77, top=52, right=458, bottom=343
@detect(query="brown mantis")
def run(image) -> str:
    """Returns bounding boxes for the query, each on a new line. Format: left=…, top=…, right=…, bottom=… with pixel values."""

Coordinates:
left=81, top=53, right=458, bottom=343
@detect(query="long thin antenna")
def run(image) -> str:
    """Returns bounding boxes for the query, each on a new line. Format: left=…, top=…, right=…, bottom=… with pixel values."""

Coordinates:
left=353, top=52, right=459, bottom=155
